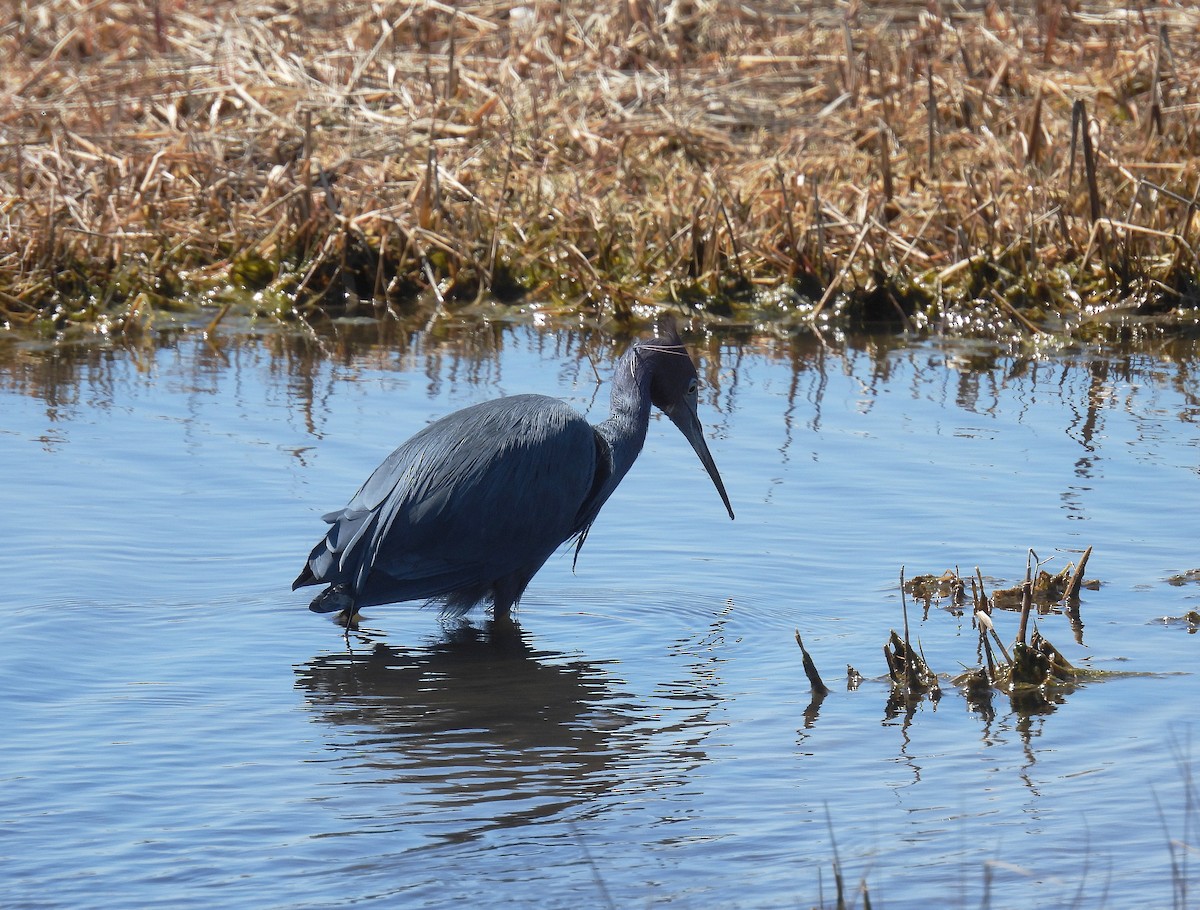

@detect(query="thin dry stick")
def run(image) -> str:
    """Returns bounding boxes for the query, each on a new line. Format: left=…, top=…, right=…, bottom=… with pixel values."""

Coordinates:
left=445, top=10, right=459, bottom=100
left=1070, top=99, right=1102, bottom=223
left=794, top=630, right=830, bottom=698
left=1148, top=23, right=1166, bottom=136
left=878, top=121, right=893, bottom=202
left=842, top=20, right=857, bottom=103
left=813, top=175, right=826, bottom=281
left=483, top=119, right=516, bottom=299
left=976, top=610, right=1013, bottom=664
left=372, top=222, right=391, bottom=304
left=899, top=566, right=919, bottom=691
left=990, top=288, right=1046, bottom=335
left=1024, top=82, right=1044, bottom=166
left=1016, top=550, right=1034, bottom=647
left=918, top=638, right=940, bottom=698
left=979, top=618, right=997, bottom=675
left=774, top=163, right=799, bottom=271
left=811, top=215, right=871, bottom=317
left=926, top=58, right=936, bottom=178
left=1065, top=546, right=1093, bottom=600
left=713, top=181, right=748, bottom=287
left=555, top=0, right=568, bottom=57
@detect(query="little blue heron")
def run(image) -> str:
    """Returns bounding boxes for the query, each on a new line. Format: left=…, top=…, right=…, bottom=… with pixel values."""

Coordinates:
left=293, top=320, right=734, bottom=623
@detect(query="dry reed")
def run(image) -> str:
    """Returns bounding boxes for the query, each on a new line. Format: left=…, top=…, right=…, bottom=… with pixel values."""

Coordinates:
left=4, top=0, right=1200, bottom=337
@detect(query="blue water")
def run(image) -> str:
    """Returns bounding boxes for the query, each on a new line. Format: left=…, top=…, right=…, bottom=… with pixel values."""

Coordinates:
left=1, top=324, right=1198, bottom=909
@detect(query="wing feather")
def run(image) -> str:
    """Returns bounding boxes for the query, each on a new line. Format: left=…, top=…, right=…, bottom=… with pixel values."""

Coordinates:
left=294, top=394, right=600, bottom=607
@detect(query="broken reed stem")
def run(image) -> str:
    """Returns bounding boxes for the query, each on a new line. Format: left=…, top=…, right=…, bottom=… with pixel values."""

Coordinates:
left=715, top=188, right=748, bottom=287
left=445, top=10, right=458, bottom=100
left=878, top=120, right=893, bottom=202
left=1065, top=546, right=1093, bottom=600
left=1017, top=583, right=1036, bottom=648
left=918, top=639, right=941, bottom=698
left=980, top=621, right=996, bottom=674
left=841, top=21, right=857, bottom=102
left=976, top=610, right=1013, bottom=664
left=812, top=215, right=871, bottom=317
left=812, top=176, right=827, bottom=282
left=555, top=0, right=567, bottom=56
left=1016, top=549, right=1034, bottom=646
left=926, top=58, right=936, bottom=178
left=1024, top=83, right=1044, bottom=166
left=1070, top=99, right=1102, bottom=223
left=899, top=565, right=920, bottom=691
left=1148, top=24, right=1167, bottom=136
left=484, top=119, right=516, bottom=298
left=990, top=289, right=1046, bottom=335
left=795, top=630, right=830, bottom=697
left=775, top=164, right=800, bottom=270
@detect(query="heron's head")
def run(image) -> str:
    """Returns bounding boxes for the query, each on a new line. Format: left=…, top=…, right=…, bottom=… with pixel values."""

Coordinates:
left=637, top=318, right=735, bottom=520
left=639, top=319, right=697, bottom=416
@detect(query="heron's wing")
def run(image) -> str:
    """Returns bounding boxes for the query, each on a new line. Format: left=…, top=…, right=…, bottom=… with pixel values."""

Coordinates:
left=370, top=396, right=599, bottom=590
left=302, top=395, right=600, bottom=603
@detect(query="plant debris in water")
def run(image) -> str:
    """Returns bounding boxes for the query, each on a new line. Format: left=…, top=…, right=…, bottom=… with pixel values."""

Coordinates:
left=905, top=546, right=1098, bottom=616
left=1166, top=569, right=1200, bottom=587
left=6, top=2, right=1200, bottom=339
left=798, top=547, right=1171, bottom=719
left=1154, top=610, right=1200, bottom=633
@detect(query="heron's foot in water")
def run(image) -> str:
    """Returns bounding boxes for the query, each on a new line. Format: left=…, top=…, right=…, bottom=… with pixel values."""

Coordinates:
left=308, top=585, right=364, bottom=629
left=309, top=584, right=354, bottom=614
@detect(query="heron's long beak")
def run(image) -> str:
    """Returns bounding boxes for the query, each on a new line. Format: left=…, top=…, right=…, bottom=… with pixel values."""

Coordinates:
left=669, top=403, right=735, bottom=520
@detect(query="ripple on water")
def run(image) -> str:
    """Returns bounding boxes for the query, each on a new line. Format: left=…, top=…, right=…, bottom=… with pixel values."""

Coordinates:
left=3, top=330, right=1200, bottom=909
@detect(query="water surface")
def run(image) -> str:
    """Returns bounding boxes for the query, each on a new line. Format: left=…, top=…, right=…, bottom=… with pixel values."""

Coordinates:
left=2, top=323, right=1198, bottom=908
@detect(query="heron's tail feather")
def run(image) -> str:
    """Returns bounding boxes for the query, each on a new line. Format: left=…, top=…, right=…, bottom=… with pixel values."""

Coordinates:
left=292, top=565, right=316, bottom=590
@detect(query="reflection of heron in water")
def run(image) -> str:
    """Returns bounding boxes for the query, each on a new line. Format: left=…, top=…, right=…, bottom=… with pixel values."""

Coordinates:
left=294, top=622, right=650, bottom=840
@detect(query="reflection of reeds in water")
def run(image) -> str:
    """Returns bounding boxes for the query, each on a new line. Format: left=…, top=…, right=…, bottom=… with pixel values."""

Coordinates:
left=7, top=324, right=1200, bottom=484
left=6, top=2, right=1200, bottom=334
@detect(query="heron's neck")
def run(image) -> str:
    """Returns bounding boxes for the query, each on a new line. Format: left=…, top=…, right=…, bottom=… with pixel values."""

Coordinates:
left=595, top=346, right=652, bottom=484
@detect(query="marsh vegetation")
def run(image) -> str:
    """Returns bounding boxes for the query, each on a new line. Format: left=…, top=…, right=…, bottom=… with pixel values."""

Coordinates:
left=5, top=1, right=1200, bottom=338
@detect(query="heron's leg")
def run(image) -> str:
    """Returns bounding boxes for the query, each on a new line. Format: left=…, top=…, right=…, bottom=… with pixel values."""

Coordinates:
left=490, top=571, right=532, bottom=625
left=492, top=598, right=513, bottom=623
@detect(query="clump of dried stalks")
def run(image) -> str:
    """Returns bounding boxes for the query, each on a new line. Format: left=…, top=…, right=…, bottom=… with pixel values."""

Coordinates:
left=798, top=548, right=1102, bottom=719
left=4, top=1, right=1200, bottom=336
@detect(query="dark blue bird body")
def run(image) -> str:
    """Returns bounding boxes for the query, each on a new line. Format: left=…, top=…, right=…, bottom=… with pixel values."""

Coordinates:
left=294, top=323, right=733, bottom=621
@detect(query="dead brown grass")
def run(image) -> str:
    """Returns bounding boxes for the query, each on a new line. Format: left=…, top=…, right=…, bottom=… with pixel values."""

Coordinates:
left=4, top=0, right=1200, bottom=336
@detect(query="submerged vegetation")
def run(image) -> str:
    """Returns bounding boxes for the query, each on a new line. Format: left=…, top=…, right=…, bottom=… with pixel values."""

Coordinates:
left=4, top=0, right=1200, bottom=338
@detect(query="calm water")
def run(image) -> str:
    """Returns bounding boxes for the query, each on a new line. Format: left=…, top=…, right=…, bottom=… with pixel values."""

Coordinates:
left=2, top=322, right=1198, bottom=909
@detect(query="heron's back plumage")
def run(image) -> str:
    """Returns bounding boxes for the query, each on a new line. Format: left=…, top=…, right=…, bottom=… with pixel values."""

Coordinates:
left=293, top=394, right=606, bottom=613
